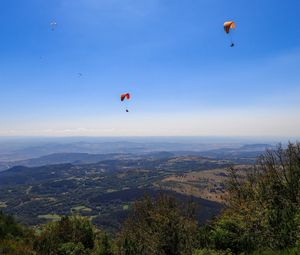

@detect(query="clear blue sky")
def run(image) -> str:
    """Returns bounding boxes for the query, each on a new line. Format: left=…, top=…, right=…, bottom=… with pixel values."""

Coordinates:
left=0, top=0, right=299, bottom=137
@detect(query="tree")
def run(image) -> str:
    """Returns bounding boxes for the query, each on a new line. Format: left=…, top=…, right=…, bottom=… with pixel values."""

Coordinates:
left=34, top=215, right=95, bottom=255
left=117, top=194, right=198, bottom=255
left=58, top=242, right=88, bottom=255
left=0, top=211, right=35, bottom=254
left=0, top=211, right=25, bottom=240
left=205, top=143, right=300, bottom=252
left=93, top=232, right=113, bottom=255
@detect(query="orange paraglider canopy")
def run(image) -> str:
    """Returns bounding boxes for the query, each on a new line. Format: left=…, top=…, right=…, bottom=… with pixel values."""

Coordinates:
left=120, top=93, right=130, bottom=101
left=224, top=21, right=236, bottom=34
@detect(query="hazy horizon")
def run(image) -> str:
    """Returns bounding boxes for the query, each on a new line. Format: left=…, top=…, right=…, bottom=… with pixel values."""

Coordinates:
left=0, top=135, right=298, bottom=145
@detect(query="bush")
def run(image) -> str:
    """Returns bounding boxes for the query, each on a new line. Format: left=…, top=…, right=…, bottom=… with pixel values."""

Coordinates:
left=204, top=143, right=300, bottom=252
left=92, top=232, right=113, bottom=255
left=193, top=248, right=232, bottom=255
left=117, top=194, right=198, bottom=255
left=0, top=211, right=27, bottom=240
left=58, top=242, right=88, bottom=255
left=0, top=239, right=36, bottom=255
left=0, top=212, right=35, bottom=254
left=34, top=215, right=95, bottom=255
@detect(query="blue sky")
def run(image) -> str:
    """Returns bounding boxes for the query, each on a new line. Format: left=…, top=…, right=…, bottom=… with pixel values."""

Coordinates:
left=0, top=0, right=299, bottom=137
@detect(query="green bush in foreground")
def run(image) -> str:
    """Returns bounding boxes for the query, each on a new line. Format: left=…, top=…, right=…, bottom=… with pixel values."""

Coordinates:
left=34, top=215, right=95, bottom=255
left=117, top=194, right=198, bottom=255
left=193, top=248, right=232, bottom=255
left=196, top=143, right=300, bottom=253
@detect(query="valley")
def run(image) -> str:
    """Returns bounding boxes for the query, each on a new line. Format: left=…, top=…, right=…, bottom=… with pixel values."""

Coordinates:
left=0, top=141, right=271, bottom=233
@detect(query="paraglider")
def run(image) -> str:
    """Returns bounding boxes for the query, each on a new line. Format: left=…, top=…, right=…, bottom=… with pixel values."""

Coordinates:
left=50, top=21, right=57, bottom=31
left=224, top=21, right=236, bottom=47
left=120, top=93, right=130, bottom=101
left=120, top=93, right=130, bottom=112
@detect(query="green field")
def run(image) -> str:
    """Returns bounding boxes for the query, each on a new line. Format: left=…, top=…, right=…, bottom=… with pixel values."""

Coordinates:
left=72, top=205, right=93, bottom=212
left=123, top=204, right=129, bottom=210
left=0, top=201, right=7, bottom=208
left=38, top=214, right=61, bottom=221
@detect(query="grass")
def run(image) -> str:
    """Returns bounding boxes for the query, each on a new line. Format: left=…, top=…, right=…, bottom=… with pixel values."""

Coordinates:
left=0, top=202, right=7, bottom=208
left=106, top=189, right=117, bottom=193
left=250, top=248, right=300, bottom=254
left=38, top=214, right=61, bottom=221
left=72, top=205, right=92, bottom=212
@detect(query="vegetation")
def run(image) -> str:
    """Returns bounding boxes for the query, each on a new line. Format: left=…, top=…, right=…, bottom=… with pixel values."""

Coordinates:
left=1, top=143, right=300, bottom=254
left=116, top=194, right=198, bottom=255
left=34, top=215, right=95, bottom=254
left=0, top=211, right=35, bottom=254
left=0, top=155, right=224, bottom=231
left=196, top=142, right=300, bottom=253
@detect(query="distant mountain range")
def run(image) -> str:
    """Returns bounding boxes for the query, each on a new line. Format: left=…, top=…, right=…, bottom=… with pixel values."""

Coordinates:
left=0, top=137, right=280, bottom=161
left=0, top=143, right=275, bottom=171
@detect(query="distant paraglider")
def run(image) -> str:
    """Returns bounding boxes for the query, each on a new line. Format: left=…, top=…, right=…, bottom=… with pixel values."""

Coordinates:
left=50, top=21, right=57, bottom=31
left=120, top=93, right=131, bottom=112
left=120, top=93, right=130, bottom=101
left=224, top=21, right=236, bottom=47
